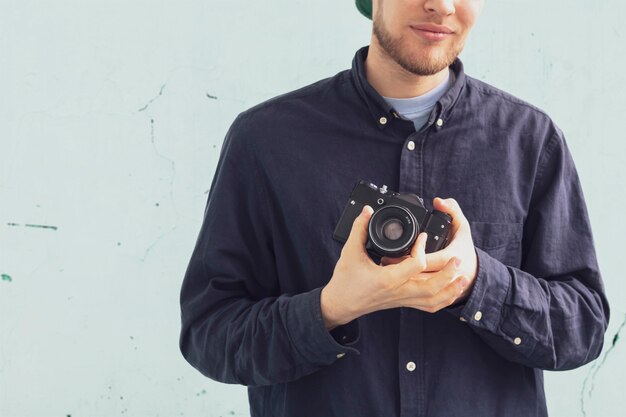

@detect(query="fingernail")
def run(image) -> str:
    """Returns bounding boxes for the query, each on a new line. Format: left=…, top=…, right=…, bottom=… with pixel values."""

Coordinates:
left=457, top=277, right=467, bottom=288
left=454, top=258, right=462, bottom=268
left=363, top=205, right=373, bottom=215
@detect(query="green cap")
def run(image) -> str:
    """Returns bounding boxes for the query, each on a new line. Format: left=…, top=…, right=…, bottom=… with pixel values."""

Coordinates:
left=355, top=0, right=372, bottom=19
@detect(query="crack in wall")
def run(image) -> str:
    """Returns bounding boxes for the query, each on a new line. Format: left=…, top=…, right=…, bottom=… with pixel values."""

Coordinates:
left=149, top=117, right=177, bottom=212
left=139, top=225, right=178, bottom=263
left=134, top=83, right=181, bottom=263
left=137, top=83, right=166, bottom=112
left=7, top=222, right=58, bottom=230
left=143, top=117, right=178, bottom=262
left=206, top=92, right=218, bottom=99
left=580, top=312, right=626, bottom=416
left=137, top=84, right=176, bottom=208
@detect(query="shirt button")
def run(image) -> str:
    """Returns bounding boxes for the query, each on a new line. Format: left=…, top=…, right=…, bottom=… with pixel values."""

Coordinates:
left=514, top=337, right=522, bottom=345
left=379, top=116, right=388, bottom=125
left=436, top=118, right=444, bottom=127
left=407, top=141, right=415, bottom=151
left=406, top=361, right=416, bottom=372
left=336, top=352, right=346, bottom=359
left=473, top=311, right=483, bottom=321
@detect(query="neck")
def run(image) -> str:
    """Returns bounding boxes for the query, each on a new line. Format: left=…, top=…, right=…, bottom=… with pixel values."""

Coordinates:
left=364, top=41, right=449, bottom=99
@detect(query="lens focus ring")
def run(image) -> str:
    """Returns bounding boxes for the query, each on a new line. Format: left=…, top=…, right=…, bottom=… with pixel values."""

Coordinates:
left=368, top=205, right=418, bottom=257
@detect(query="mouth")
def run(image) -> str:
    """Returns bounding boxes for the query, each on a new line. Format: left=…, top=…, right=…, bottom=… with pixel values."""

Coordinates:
left=410, top=23, right=454, bottom=41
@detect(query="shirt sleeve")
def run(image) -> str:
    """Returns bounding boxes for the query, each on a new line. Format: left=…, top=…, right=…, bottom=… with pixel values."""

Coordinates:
left=447, top=129, right=610, bottom=371
left=178, top=113, right=359, bottom=387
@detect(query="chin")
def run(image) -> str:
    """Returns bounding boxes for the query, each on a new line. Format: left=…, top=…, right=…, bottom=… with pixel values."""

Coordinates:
left=408, top=51, right=450, bottom=68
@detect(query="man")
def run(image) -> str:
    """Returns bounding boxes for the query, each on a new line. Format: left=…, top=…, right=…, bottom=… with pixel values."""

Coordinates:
left=179, top=1, right=610, bottom=416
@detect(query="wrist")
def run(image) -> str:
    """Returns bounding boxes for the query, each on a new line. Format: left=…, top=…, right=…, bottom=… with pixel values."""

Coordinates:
left=320, top=285, right=345, bottom=331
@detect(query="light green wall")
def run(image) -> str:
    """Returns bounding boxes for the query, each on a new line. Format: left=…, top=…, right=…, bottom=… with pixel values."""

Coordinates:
left=1, top=1, right=623, bottom=416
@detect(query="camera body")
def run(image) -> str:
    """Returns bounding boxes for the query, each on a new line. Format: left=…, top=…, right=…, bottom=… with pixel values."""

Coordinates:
left=333, top=180, right=452, bottom=258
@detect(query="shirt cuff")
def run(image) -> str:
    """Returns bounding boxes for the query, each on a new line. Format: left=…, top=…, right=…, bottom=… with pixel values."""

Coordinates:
left=287, top=287, right=360, bottom=365
left=446, top=247, right=511, bottom=333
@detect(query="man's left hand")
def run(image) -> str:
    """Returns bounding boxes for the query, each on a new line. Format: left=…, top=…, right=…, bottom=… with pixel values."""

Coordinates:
left=380, top=197, right=478, bottom=308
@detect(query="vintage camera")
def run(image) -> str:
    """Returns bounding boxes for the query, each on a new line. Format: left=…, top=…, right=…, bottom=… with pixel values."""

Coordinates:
left=333, top=180, right=452, bottom=258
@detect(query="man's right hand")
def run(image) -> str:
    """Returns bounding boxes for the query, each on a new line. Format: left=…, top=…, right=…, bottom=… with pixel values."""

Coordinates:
left=320, top=205, right=468, bottom=330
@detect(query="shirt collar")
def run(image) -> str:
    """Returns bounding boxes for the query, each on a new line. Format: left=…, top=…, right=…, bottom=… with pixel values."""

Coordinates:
left=350, top=45, right=467, bottom=131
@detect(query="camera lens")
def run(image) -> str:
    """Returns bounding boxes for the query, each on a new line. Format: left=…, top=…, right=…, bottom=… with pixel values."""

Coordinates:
left=381, top=218, right=404, bottom=240
left=368, top=205, right=418, bottom=257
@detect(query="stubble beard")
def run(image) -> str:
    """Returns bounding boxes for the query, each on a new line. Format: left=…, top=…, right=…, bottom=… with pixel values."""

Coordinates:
left=372, top=15, right=463, bottom=76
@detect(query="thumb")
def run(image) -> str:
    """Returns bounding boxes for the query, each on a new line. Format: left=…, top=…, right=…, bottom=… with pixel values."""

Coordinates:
left=433, top=197, right=465, bottom=233
left=344, top=205, right=374, bottom=256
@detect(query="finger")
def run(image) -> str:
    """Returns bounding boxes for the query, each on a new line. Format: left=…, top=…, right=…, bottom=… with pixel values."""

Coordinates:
left=433, top=197, right=466, bottom=234
left=424, top=246, right=453, bottom=272
left=410, top=232, right=428, bottom=259
left=343, top=205, right=374, bottom=257
left=403, top=256, right=461, bottom=299
left=380, top=255, right=406, bottom=266
left=422, top=276, right=468, bottom=313
left=381, top=232, right=428, bottom=267
left=385, top=233, right=428, bottom=281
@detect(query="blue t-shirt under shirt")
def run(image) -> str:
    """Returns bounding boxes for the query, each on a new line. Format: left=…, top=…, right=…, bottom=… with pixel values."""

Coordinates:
left=382, top=70, right=453, bottom=131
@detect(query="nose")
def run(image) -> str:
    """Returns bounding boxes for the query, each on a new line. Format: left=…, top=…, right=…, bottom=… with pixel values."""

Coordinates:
left=423, top=0, right=456, bottom=16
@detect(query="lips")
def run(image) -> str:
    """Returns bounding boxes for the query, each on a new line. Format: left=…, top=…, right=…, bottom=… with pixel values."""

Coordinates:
left=410, top=23, right=454, bottom=41
left=412, top=23, right=454, bottom=34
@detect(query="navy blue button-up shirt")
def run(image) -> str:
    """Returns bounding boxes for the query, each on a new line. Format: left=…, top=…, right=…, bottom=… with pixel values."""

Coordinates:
left=179, top=46, right=610, bottom=417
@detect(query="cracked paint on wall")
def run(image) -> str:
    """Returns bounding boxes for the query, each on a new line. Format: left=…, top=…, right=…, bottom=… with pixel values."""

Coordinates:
left=137, top=83, right=177, bottom=208
left=133, top=83, right=180, bottom=262
left=148, top=116, right=176, bottom=190
left=137, top=83, right=166, bottom=112
left=580, top=313, right=626, bottom=417
left=6, top=222, right=58, bottom=230
left=139, top=225, right=178, bottom=262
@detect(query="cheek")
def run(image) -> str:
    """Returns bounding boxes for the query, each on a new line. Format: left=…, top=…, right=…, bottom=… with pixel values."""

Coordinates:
left=456, top=1, right=483, bottom=29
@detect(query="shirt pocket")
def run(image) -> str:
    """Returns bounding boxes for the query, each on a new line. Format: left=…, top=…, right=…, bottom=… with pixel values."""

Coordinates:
left=469, top=221, right=524, bottom=268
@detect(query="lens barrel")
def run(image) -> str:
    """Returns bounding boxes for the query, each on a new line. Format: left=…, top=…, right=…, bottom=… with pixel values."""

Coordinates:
left=367, top=205, right=418, bottom=257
